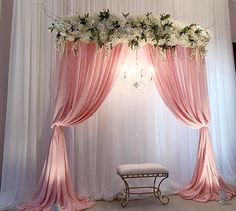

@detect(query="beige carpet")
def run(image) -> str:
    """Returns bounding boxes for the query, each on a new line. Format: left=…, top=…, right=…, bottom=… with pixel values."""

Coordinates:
left=89, top=195, right=236, bottom=211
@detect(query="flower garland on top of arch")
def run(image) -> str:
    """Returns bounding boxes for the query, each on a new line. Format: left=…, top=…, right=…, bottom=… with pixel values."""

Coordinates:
left=49, top=9, right=211, bottom=56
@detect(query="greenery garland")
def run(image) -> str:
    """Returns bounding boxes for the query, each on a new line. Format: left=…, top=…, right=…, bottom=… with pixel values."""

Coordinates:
left=49, top=9, right=211, bottom=56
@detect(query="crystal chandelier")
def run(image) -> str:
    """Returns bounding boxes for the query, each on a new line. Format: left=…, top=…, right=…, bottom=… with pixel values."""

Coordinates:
left=121, top=50, right=154, bottom=88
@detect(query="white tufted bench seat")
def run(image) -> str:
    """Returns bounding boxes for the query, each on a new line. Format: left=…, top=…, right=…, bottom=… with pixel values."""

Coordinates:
left=117, top=163, right=169, bottom=207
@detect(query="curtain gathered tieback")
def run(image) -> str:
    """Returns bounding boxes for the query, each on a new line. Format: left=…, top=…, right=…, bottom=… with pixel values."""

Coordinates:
left=145, top=44, right=235, bottom=202
left=18, top=41, right=127, bottom=210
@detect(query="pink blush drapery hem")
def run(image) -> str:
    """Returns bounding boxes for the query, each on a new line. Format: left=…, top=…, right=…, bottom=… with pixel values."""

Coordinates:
left=17, top=126, right=95, bottom=211
left=145, top=44, right=235, bottom=202
left=179, top=127, right=235, bottom=202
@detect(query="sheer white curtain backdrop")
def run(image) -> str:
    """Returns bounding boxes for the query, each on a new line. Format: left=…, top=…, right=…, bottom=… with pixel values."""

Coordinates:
left=1, top=0, right=236, bottom=210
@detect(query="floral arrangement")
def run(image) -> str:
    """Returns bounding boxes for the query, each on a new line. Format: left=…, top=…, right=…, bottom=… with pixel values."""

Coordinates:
left=49, top=9, right=211, bottom=55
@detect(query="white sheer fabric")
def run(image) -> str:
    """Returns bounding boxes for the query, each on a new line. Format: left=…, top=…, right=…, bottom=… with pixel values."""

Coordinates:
left=0, top=1, right=57, bottom=209
left=1, top=0, right=236, bottom=209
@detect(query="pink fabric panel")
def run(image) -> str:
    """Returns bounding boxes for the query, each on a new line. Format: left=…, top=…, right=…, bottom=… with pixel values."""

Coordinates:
left=18, top=126, right=95, bottom=210
left=146, top=45, right=210, bottom=128
left=179, top=127, right=235, bottom=201
left=145, top=44, right=235, bottom=202
left=18, top=41, right=127, bottom=210
left=52, top=41, right=127, bottom=127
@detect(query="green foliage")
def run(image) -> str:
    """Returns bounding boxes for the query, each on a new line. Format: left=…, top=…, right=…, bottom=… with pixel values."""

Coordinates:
left=49, top=10, right=211, bottom=56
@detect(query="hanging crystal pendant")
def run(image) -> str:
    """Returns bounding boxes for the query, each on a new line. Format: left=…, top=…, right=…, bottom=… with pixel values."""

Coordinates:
left=121, top=49, right=154, bottom=88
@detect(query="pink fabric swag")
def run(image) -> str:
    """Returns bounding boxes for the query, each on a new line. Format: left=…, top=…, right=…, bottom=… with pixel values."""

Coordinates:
left=145, top=44, right=235, bottom=202
left=18, top=41, right=127, bottom=210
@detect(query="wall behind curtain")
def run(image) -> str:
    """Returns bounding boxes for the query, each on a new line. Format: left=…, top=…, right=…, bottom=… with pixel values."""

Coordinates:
left=0, top=0, right=13, bottom=186
left=0, top=0, right=236, bottom=209
left=229, top=0, right=236, bottom=42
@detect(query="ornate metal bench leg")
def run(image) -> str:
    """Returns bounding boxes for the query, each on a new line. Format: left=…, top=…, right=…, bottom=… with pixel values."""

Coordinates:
left=118, top=172, right=169, bottom=207
left=120, top=178, right=130, bottom=207
left=153, top=176, right=169, bottom=205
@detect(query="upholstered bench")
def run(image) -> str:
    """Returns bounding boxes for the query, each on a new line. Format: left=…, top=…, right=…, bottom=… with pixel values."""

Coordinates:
left=117, top=163, right=169, bottom=207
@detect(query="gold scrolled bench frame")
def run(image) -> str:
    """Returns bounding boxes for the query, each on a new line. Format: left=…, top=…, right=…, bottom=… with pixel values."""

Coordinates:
left=117, top=163, right=169, bottom=207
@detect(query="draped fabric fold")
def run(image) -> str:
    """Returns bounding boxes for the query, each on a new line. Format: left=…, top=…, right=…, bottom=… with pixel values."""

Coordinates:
left=18, top=41, right=127, bottom=210
left=18, top=126, right=94, bottom=211
left=179, top=127, right=235, bottom=201
left=145, top=44, right=235, bottom=202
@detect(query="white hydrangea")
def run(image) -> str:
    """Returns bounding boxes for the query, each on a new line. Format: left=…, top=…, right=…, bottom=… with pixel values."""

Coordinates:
left=167, top=33, right=178, bottom=46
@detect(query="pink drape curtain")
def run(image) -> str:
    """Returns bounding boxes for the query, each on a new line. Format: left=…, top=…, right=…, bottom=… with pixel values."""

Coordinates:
left=18, top=41, right=127, bottom=210
left=17, top=40, right=234, bottom=210
left=145, top=44, right=235, bottom=202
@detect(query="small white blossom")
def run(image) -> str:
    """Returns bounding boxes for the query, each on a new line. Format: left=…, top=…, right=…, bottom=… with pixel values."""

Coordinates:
left=49, top=11, right=211, bottom=56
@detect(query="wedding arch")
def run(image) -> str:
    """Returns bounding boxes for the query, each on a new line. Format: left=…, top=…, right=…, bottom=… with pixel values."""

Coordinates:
left=18, top=10, right=235, bottom=210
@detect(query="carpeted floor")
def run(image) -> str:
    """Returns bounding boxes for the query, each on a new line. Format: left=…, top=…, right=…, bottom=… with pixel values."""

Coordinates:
left=89, top=195, right=236, bottom=211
